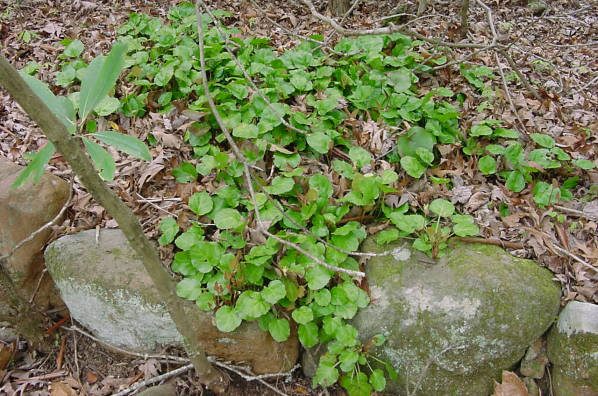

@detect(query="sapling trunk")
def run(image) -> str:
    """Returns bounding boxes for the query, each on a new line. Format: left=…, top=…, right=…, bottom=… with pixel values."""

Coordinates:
left=0, top=56, right=228, bottom=393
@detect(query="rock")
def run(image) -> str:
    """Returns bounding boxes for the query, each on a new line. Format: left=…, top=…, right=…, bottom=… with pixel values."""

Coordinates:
left=0, top=157, right=68, bottom=311
left=135, top=383, right=176, bottom=396
left=547, top=301, right=598, bottom=396
left=44, top=229, right=298, bottom=374
left=520, top=338, right=549, bottom=379
left=351, top=237, right=561, bottom=396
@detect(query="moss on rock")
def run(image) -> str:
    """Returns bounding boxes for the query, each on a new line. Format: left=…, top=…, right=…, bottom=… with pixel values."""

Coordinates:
left=351, top=236, right=561, bottom=395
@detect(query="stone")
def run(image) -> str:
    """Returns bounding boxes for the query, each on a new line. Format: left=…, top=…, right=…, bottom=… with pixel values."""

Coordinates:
left=135, top=383, right=176, bottom=396
left=0, top=157, right=68, bottom=311
left=44, top=228, right=298, bottom=374
left=520, top=337, right=549, bottom=379
left=350, top=237, right=561, bottom=396
left=547, top=301, right=598, bottom=396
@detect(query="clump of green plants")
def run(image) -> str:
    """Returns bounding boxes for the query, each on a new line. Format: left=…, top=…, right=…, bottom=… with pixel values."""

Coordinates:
left=18, top=2, right=593, bottom=394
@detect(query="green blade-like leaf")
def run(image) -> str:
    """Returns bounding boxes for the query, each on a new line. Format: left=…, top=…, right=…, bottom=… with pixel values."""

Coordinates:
left=20, top=73, right=76, bottom=133
left=78, top=42, right=127, bottom=121
left=92, top=131, right=151, bottom=161
left=11, top=142, right=55, bottom=189
left=82, top=137, right=115, bottom=181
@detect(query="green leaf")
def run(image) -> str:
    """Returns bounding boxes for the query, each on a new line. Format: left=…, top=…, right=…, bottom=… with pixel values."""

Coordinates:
left=573, top=159, right=595, bottom=170
left=93, top=96, right=120, bottom=116
left=262, top=280, right=287, bottom=304
left=400, top=156, right=426, bottom=178
left=388, top=69, right=411, bottom=92
left=196, top=292, right=216, bottom=311
left=533, top=181, right=559, bottom=207
left=93, top=131, right=151, bottom=161
left=389, top=213, right=425, bottom=234
left=478, top=155, right=497, bottom=175
left=315, top=289, right=332, bottom=306
left=339, top=349, right=359, bottom=372
left=79, top=42, right=127, bottom=121
left=305, top=265, right=331, bottom=290
left=235, top=290, right=270, bottom=320
left=189, top=191, right=213, bottom=216
left=416, top=148, right=434, bottom=165
left=175, top=278, right=203, bottom=300
left=470, top=123, right=493, bottom=137
left=214, top=208, right=244, bottom=230
left=494, top=128, right=520, bottom=139
left=20, top=73, right=75, bottom=133
left=233, top=123, right=259, bottom=139
left=298, top=322, right=319, bottom=347
left=172, top=162, right=198, bottom=183
left=63, top=39, right=84, bottom=57
left=11, top=142, right=55, bottom=189
left=506, top=171, right=525, bottom=192
left=413, top=236, right=432, bottom=252
left=214, top=306, right=242, bottom=332
left=429, top=198, right=455, bottom=217
left=369, top=369, right=386, bottom=392
left=291, top=306, right=314, bottom=324
left=348, top=146, right=372, bottom=168
left=377, top=228, right=399, bottom=245
left=307, top=132, right=331, bottom=154
left=154, top=64, right=174, bottom=87
left=530, top=133, right=555, bottom=148
left=268, top=318, right=290, bottom=342
left=314, top=360, right=339, bottom=387
left=340, top=372, right=372, bottom=396
left=264, top=176, right=294, bottom=195
left=486, top=144, right=505, bottom=155
left=397, top=127, right=435, bottom=158
left=158, top=217, right=179, bottom=245
left=83, top=137, right=115, bottom=181
left=336, top=324, right=359, bottom=347
left=453, top=221, right=479, bottom=237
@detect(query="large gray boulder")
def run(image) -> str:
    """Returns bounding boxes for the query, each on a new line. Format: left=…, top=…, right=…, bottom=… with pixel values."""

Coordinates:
left=547, top=301, right=598, bottom=396
left=352, top=237, right=561, bottom=396
left=0, top=157, right=67, bottom=311
left=44, top=228, right=298, bottom=374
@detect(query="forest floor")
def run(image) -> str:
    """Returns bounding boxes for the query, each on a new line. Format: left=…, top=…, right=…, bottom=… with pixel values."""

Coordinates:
left=0, top=0, right=596, bottom=395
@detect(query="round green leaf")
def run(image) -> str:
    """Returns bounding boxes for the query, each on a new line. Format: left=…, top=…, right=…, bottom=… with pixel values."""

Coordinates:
left=314, top=362, right=339, bottom=387
left=292, top=306, right=314, bottom=324
left=429, top=198, right=455, bottom=217
left=175, top=278, right=203, bottom=300
left=470, top=123, right=493, bottom=137
left=478, top=155, right=497, bottom=175
left=453, top=221, right=479, bottom=237
left=305, top=265, right=331, bottom=290
left=262, top=280, right=287, bottom=304
left=388, top=213, right=425, bottom=234
left=315, top=289, right=332, bottom=306
left=298, top=322, right=319, bottom=347
left=268, top=318, right=290, bottom=342
left=369, top=368, right=386, bottom=392
left=573, top=159, right=595, bottom=170
left=189, top=191, right=213, bottom=216
left=233, top=123, right=259, bottom=139
left=530, top=133, right=555, bottom=148
left=506, top=171, right=525, bottom=192
left=214, top=208, right=243, bottom=230
left=235, top=290, right=270, bottom=320
left=196, top=292, right=215, bottom=311
left=307, top=132, right=331, bottom=154
left=158, top=217, right=179, bottom=245
left=214, top=306, right=242, bottom=332
left=400, top=156, right=426, bottom=178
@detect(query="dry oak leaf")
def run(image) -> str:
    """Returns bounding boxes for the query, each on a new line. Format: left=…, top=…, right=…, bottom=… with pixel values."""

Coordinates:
left=493, top=370, right=531, bottom=396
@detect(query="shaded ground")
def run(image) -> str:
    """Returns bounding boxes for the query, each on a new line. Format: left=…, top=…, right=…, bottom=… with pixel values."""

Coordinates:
left=0, top=0, right=596, bottom=394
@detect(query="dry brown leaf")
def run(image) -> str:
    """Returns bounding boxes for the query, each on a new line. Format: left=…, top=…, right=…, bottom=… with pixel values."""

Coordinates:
left=493, top=371, right=531, bottom=396
left=50, top=381, right=77, bottom=396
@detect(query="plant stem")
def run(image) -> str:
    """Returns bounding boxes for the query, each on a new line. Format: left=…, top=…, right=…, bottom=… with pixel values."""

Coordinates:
left=0, top=55, right=227, bottom=393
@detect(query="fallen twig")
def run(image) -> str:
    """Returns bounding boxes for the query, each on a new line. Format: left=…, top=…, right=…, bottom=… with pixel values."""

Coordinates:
left=112, top=364, right=194, bottom=396
left=554, top=205, right=598, bottom=221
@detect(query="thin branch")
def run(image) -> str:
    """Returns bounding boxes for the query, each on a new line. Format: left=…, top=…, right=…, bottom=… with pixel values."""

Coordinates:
left=498, top=48, right=542, bottom=101
left=340, top=0, right=361, bottom=24
left=494, top=52, right=530, bottom=139
left=554, top=205, right=598, bottom=222
left=551, top=243, right=596, bottom=273
left=112, top=364, right=194, bottom=396
left=299, top=0, right=493, bottom=49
